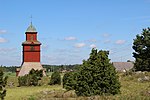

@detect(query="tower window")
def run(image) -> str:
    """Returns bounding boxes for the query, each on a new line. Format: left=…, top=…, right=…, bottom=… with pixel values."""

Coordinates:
left=30, top=46, right=34, bottom=51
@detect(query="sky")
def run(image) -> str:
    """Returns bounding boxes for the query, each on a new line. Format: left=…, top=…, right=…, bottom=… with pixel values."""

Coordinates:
left=0, top=0, right=150, bottom=66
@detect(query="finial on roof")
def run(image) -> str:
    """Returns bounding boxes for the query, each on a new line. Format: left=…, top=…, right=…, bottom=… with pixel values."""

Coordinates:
left=30, top=15, right=32, bottom=26
left=26, top=16, right=37, bottom=32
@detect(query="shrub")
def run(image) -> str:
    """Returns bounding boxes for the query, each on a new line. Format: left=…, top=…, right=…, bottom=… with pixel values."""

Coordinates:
left=18, top=69, right=43, bottom=86
left=28, top=69, right=43, bottom=86
left=0, top=69, right=8, bottom=100
left=63, top=72, right=77, bottom=91
left=49, top=72, right=61, bottom=85
left=18, top=74, right=28, bottom=86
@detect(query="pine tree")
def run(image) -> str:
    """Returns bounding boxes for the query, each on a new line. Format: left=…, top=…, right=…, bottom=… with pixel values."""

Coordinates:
left=0, top=69, right=8, bottom=100
left=133, top=27, right=150, bottom=71
left=74, top=48, right=120, bottom=96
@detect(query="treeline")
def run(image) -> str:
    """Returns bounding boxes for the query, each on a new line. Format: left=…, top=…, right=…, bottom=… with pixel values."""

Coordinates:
left=0, top=66, right=18, bottom=73
left=43, top=64, right=80, bottom=72
left=0, top=64, right=80, bottom=73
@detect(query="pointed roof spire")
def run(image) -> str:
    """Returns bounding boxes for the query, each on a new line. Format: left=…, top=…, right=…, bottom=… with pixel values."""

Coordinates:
left=26, top=16, right=37, bottom=32
left=26, top=23, right=37, bottom=32
left=30, top=15, right=33, bottom=25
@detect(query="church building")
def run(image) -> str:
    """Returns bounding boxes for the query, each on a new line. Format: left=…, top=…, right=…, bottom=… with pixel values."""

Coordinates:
left=17, top=23, right=46, bottom=76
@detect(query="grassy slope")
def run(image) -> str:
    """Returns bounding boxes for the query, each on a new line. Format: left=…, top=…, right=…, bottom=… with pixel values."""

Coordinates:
left=4, top=72, right=150, bottom=100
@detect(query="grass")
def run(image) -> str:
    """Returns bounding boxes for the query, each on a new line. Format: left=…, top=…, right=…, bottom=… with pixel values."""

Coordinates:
left=4, top=72, right=16, bottom=77
left=4, top=72, right=150, bottom=100
left=6, top=85, right=62, bottom=100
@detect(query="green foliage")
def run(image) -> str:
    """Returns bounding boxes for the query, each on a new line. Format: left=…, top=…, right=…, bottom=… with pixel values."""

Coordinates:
left=18, top=75, right=27, bottom=86
left=63, top=72, right=77, bottom=91
left=0, top=64, right=79, bottom=73
left=0, top=65, right=18, bottom=73
left=74, top=49, right=121, bottom=96
left=0, top=69, right=8, bottom=100
left=43, top=64, right=79, bottom=72
left=28, top=69, right=43, bottom=86
left=18, top=69, right=43, bottom=86
left=133, top=27, right=150, bottom=71
left=49, top=72, right=61, bottom=85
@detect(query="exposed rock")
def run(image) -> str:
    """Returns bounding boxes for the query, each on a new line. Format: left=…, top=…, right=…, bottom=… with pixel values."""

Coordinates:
left=138, top=76, right=150, bottom=82
left=63, top=90, right=76, bottom=98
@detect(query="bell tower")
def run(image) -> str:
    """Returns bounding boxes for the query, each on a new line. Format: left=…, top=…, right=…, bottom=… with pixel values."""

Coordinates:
left=18, top=23, right=46, bottom=76
left=22, top=23, right=41, bottom=62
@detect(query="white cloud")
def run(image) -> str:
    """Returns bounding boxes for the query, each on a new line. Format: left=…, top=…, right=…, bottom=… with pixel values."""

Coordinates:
left=88, top=39, right=97, bottom=42
left=0, top=37, right=7, bottom=43
left=104, top=39, right=111, bottom=44
left=42, top=53, right=83, bottom=65
left=0, top=30, right=7, bottom=34
left=0, top=47, right=16, bottom=52
left=115, top=40, right=126, bottom=44
left=102, top=33, right=111, bottom=37
left=75, top=43, right=86, bottom=48
left=64, top=36, right=77, bottom=41
left=90, top=44, right=96, bottom=48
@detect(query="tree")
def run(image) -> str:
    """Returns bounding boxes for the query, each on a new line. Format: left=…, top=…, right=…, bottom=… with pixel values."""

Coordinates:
left=0, top=69, right=8, bottom=100
left=63, top=72, right=77, bottom=91
left=49, top=72, right=61, bottom=85
left=74, top=48, right=120, bottom=96
left=133, top=28, right=150, bottom=71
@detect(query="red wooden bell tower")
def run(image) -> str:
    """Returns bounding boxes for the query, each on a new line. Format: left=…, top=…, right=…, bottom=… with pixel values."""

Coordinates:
left=18, top=23, right=46, bottom=76
left=22, top=23, right=41, bottom=62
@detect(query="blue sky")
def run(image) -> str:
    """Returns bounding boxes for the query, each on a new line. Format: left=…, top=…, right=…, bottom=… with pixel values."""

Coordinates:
left=0, top=0, right=150, bottom=66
